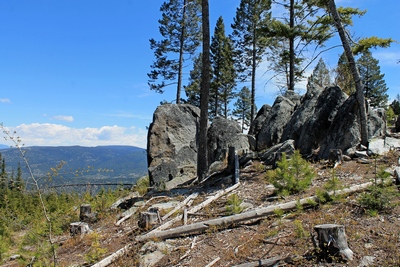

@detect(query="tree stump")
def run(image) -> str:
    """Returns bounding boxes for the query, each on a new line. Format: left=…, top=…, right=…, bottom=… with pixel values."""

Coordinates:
left=313, top=224, right=353, bottom=262
left=70, top=222, right=92, bottom=236
left=80, top=204, right=93, bottom=222
left=138, top=209, right=160, bottom=230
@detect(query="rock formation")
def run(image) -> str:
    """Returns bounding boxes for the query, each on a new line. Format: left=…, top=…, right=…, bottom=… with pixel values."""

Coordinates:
left=147, top=104, right=200, bottom=190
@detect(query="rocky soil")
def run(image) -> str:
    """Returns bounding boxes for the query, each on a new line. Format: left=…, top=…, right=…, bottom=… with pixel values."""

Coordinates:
left=3, top=150, right=400, bottom=267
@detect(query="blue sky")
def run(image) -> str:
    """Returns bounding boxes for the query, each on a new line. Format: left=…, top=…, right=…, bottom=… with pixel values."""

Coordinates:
left=0, top=0, right=398, bottom=148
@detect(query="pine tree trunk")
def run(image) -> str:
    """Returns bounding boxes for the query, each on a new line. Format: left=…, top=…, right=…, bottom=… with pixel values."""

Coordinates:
left=327, top=0, right=368, bottom=147
left=197, top=0, right=210, bottom=181
left=289, top=0, right=295, bottom=91
left=176, top=0, right=187, bottom=104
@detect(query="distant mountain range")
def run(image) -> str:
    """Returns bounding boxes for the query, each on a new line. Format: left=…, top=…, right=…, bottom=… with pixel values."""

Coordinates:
left=0, top=145, right=148, bottom=190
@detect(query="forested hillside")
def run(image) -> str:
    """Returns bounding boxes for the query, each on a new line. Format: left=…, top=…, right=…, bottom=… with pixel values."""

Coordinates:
left=0, top=145, right=147, bottom=189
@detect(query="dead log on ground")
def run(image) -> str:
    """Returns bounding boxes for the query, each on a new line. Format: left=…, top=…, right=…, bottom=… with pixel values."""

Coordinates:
left=136, top=182, right=372, bottom=242
left=92, top=181, right=372, bottom=267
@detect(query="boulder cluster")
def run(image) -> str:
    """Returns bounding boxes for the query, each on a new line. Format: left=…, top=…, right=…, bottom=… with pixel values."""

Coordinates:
left=147, top=85, right=391, bottom=190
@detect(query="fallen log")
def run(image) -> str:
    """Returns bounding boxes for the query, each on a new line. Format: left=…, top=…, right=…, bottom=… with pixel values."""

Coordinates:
left=115, top=206, right=138, bottom=226
left=145, top=182, right=240, bottom=234
left=161, top=192, right=199, bottom=221
left=136, top=182, right=373, bottom=242
left=90, top=244, right=132, bottom=267
left=232, top=256, right=285, bottom=267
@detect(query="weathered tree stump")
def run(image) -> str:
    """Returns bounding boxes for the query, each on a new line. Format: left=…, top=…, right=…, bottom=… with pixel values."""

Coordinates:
left=70, top=222, right=92, bottom=236
left=313, top=224, right=353, bottom=262
left=329, top=149, right=343, bottom=167
left=80, top=204, right=93, bottom=222
left=138, top=208, right=160, bottom=230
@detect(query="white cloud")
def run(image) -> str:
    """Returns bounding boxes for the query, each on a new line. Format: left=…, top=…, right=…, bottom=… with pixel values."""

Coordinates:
left=0, top=98, right=11, bottom=103
left=51, top=115, right=74, bottom=122
left=3, top=123, right=147, bottom=148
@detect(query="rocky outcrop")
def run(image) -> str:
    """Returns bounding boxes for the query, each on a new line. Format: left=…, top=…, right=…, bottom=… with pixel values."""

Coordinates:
left=256, top=96, right=296, bottom=151
left=207, top=117, right=249, bottom=165
left=282, top=86, right=347, bottom=155
left=147, top=104, right=201, bottom=190
left=251, top=86, right=387, bottom=160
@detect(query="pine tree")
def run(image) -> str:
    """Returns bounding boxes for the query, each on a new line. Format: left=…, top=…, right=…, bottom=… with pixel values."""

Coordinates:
left=231, top=0, right=272, bottom=123
left=148, top=0, right=202, bottom=103
left=233, top=86, right=252, bottom=132
left=357, top=50, right=389, bottom=108
left=266, top=0, right=335, bottom=92
left=307, top=57, right=331, bottom=89
left=184, top=53, right=202, bottom=107
left=334, top=53, right=355, bottom=95
left=15, top=162, right=24, bottom=191
left=390, top=94, right=400, bottom=115
left=210, top=16, right=236, bottom=119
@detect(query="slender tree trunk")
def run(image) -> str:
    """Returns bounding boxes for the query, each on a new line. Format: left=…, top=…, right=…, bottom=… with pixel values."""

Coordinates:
left=176, top=0, right=187, bottom=104
left=327, top=0, right=368, bottom=147
left=251, top=28, right=257, bottom=123
left=289, top=0, right=295, bottom=91
left=197, top=0, right=210, bottom=181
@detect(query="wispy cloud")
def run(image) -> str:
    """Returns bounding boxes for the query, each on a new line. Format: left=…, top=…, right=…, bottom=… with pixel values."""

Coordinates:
left=2, top=123, right=147, bottom=148
left=0, top=98, right=11, bottom=103
left=51, top=115, right=74, bottom=122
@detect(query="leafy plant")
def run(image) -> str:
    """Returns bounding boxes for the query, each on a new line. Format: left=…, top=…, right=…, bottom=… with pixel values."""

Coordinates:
left=266, top=150, right=316, bottom=196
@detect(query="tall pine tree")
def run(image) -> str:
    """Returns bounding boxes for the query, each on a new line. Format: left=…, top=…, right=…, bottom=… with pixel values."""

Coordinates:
left=307, top=57, right=331, bottom=89
left=184, top=53, right=202, bottom=107
left=148, top=0, right=202, bottom=103
left=334, top=53, right=355, bottom=95
left=231, top=0, right=272, bottom=123
left=357, top=50, right=389, bottom=108
left=233, top=86, right=252, bottom=132
left=210, top=16, right=236, bottom=119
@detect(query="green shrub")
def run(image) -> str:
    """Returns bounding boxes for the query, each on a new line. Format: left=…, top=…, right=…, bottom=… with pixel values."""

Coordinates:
left=266, top=150, right=316, bottom=196
left=358, top=166, right=398, bottom=213
left=225, top=194, right=244, bottom=215
left=135, top=176, right=150, bottom=196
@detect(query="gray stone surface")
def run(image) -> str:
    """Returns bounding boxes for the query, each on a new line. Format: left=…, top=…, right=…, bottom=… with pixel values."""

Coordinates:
left=147, top=104, right=201, bottom=189
left=256, top=96, right=296, bottom=151
left=207, top=117, right=250, bottom=164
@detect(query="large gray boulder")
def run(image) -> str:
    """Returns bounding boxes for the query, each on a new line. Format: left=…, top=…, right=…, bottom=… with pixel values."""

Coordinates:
left=147, top=104, right=200, bottom=190
left=248, top=104, right=271, bottom=137
left=256, top=96, right=296, bottom=151
left=368, top=108, right=386, bottom=138
left=207, top=117, right=249, bottom=165
left=282, top=86, right=348, bottom=155
left=318, top=95, right=362, bottom=158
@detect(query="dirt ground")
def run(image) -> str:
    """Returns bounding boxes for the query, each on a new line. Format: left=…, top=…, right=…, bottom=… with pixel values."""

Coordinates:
left=3, top=150, right=400, bottom=267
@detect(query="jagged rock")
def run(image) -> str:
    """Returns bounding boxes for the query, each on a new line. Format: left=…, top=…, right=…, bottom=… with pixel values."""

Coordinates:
left=368, top=108, right=386, bottom=138
left=284, top=90, right=302, bottom=107
left=139, top=241, right=172, bottom=267
left=282, top=86, right=347, bottom=155
left=259, top=140, right=295, bottom=166
left=318, top=94, right=361, bottom=159
left=147, top=104, right=201, bottom=190
left=207, top=117, right=249, bottom=164
left=248, top=104, right=271, bottom=138
left=256, top=96, right=296, bottom=151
